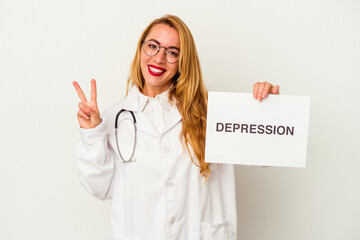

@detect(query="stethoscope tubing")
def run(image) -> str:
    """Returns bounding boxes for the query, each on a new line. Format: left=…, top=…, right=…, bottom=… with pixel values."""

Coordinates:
left=114, top=109, right=137, bottom=162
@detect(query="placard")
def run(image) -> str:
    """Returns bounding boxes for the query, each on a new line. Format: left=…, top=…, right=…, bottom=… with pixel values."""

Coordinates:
left=205, top=92, right=310, bottom=167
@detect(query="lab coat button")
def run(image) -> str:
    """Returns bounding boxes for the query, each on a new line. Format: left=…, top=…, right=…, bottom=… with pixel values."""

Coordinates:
left=166, top=181, right=173, bottom=188
left=162, top=146, right=169, bottom=153
left=169, top=216, right=175, bottom=224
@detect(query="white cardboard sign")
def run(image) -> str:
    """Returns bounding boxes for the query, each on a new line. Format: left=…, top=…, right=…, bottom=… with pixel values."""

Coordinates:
left=205, top=92, right=310, bottom=167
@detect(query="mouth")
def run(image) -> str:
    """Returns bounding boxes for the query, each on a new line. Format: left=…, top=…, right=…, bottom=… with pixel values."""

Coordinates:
left=148, top=65, right=166, bottom=76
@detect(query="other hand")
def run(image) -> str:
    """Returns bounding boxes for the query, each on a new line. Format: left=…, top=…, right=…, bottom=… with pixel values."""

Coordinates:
left=72, top=79, right=101, bottom=129
left=253, top=81, right=280, bottom=101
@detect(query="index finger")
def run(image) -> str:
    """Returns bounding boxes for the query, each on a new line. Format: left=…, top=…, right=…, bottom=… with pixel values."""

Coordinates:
left=91, top=79, right=97, bottom=102
left=72, top=81, right=88, bottom=103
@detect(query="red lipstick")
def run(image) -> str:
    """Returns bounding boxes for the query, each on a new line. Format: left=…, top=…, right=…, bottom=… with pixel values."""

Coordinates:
left=148, top=65, right=166, bottom=76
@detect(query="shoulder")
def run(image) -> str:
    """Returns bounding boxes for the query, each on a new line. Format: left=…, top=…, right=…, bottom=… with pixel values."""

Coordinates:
left=101, top=86, right=140, bottom=126
left=101, top=87, right=137, bottom=120
left=102, top=99, right=126, bottom=122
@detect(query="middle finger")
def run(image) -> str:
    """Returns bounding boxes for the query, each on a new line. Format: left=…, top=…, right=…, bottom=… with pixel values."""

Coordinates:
left=257, top=82, right=265, bottom=100
left=262, top=82, right=271, bottom=98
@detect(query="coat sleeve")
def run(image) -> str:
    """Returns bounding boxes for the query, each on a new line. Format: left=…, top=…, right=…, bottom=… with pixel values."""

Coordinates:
left=200, top=164, right=238, bottom=240
left=75, top=118, right=116, bottom=200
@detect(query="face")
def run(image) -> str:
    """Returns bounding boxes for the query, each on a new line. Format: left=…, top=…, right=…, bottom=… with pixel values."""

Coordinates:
left=140, top=24, right=180, bottom=97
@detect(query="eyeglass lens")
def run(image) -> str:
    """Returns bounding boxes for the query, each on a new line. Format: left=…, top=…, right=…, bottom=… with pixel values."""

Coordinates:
left=143, top=40, right=179, bottom=63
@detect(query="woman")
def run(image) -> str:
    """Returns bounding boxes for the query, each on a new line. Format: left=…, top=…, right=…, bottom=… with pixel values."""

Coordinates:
left=73, top=15, right=279, bottom=240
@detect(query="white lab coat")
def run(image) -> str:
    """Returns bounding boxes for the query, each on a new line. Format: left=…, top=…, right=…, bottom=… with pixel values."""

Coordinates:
left=76, top=86, right=237, bottom=240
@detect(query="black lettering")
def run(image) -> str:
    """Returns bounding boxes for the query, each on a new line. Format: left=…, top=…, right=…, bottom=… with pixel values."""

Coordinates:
left=286, top=126, right=294, bottom=136
left=216, top=123, right=224, bottom=132
left=225, top=123, right=231, bottom=132
left=241, top=124, right=249, bottom=133
left=257, top=125, right=265, bottom=134
left=265, top=125, right=272, bottom=134
left=277, top=126, right=285, bottom=135
left=217, top=123, right=294, bottom=135
left=233, top=123, right=240, bottom=132
left=250, top=124, right=256, bottom=134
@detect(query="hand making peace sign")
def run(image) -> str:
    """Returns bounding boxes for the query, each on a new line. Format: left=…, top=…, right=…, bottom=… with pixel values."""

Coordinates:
left=72, top=79, right=102, bottom=129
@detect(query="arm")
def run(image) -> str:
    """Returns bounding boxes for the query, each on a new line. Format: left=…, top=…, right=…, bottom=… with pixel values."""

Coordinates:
left=76, top=119, right=116, bottom=200
left=73, top=79, right=115, bottom=200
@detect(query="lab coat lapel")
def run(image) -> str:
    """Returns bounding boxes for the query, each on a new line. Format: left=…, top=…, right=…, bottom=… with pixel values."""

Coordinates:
left=105, top=89, right=159, bottom=161
left=106, top=86, right=182, bottom=150
left=117, top=87, right=159, bottom=138
left=163, top=106, right=182, bottom=134
left=134, top=112, right=159, bottom=137
left=120, top=86, right=182, bottom=137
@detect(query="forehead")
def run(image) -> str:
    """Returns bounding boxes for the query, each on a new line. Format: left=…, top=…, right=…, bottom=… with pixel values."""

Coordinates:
left=145, top=24, right=180, bottom=48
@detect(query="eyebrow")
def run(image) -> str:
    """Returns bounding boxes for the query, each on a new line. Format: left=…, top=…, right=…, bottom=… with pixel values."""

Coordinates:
left=148, top=39, right=180, bottom=51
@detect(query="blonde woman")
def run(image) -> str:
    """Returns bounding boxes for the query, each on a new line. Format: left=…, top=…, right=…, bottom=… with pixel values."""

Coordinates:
left=73, top=15, right=279, bottom=240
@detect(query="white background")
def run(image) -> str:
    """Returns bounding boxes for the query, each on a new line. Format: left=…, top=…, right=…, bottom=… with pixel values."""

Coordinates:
left=0, top=0, right=359, bottom=239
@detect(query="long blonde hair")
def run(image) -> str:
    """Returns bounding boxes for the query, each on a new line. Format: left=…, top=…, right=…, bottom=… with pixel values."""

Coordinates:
left=127, top=15, right=210, bottom=180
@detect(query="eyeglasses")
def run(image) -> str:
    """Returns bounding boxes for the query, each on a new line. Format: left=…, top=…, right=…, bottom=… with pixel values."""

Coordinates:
left=142, top=40, right=180, bottom=64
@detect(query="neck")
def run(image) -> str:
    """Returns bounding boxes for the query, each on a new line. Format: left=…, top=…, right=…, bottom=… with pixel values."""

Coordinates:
left=141, top=84, right=171, bottom=98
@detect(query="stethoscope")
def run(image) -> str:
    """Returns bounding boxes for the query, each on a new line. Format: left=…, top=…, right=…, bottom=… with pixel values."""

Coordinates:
left=114, top=109, right=137, bottom=162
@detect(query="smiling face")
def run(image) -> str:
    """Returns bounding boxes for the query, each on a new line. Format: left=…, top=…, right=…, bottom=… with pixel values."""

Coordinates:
left=140, top=24, right=180, bottom=97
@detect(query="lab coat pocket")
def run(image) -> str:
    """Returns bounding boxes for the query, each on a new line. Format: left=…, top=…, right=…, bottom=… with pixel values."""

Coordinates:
left=199, top=219, right=232, bottom=240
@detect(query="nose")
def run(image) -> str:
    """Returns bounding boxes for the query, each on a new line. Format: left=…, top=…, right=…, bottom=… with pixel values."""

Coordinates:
left=153, top=47, right=167, bottom=64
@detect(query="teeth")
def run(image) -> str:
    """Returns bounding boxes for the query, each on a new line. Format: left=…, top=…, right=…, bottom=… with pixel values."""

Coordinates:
left=149, top=66, right=165, bottom=73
